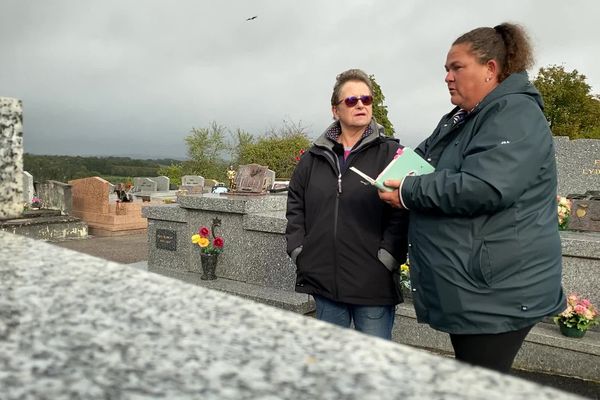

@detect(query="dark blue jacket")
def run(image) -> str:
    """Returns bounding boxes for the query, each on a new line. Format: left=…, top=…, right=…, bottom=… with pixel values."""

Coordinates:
left=401, top=72, right=566, bottom=334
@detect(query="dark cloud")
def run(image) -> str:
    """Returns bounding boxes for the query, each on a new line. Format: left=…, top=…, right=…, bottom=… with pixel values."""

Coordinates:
left=1, top=0, right=599, bottom=158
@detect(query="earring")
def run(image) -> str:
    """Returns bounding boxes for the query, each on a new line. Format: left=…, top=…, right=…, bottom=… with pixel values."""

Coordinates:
left=485, top=77, right=490, bottom=82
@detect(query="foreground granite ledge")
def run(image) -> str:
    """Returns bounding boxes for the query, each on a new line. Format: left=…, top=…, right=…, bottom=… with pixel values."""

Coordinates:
left=0, top=231, right=580, bottom=399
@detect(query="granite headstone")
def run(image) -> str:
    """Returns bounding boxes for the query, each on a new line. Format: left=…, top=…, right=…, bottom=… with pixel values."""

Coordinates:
left=137, top=178, right=157, bottom=193
left=153, top=176, right=170, bottom=192
left=554, top=136, right=600, bottom=196
left=68, top=176, right=110, bottom=214
left=0, top=97, right=24, bottom=219
left=180, top=175, right=205, bottom=194
left=232, top=164, right=270, bottom=194
left=34, top=180, right=73, bottom=214
left=22, top=171, right=34, bottom=204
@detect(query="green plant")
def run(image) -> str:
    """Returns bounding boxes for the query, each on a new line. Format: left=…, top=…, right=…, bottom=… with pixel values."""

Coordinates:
left=31, top=196, right=42, bottom=208
left=553, top=294, right=598, bottom=331
left=399, top=261, right=411, bottom=290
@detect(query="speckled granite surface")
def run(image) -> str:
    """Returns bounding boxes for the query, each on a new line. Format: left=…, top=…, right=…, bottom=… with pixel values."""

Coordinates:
left=554, top=136, right=599, bottom=196
left=560, top=230, right=600, bottom=258
left=243, top=210, right=287, bottom=234
left=0, top=97, right=24, bottom=219
left=0, top=231, right=581, bottom=399
left=559, top=231, right=600, bottom=310
left=145, top=201, right=296, bottom=290
left=177, top=193, right=287, bottom=214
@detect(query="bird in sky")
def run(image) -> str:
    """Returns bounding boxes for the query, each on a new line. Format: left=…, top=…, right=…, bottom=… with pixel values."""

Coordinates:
left=246, top=15, right=258, bottom=21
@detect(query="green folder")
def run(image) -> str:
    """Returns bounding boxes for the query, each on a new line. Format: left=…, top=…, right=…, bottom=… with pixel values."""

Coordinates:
left=349, top=147, right=434, bottom=192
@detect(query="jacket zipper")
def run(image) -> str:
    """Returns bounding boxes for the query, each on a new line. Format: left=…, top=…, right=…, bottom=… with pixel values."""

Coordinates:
left=323, top=151, right=342, bottom=300
left=315, top=138, right=380, bottom=300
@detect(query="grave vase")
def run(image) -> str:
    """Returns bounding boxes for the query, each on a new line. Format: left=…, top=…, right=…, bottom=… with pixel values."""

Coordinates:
left=200, top=253, right=218, bottom=280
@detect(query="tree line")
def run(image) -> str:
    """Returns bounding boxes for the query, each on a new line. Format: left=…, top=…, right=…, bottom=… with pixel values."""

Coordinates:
left=23, top=154, right=177, bottom=183
left=24, top=68, right=599, bottom=186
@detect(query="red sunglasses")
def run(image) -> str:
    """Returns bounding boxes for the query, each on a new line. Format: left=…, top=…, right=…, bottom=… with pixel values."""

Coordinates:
left=336, top=95, right=373, bottom=107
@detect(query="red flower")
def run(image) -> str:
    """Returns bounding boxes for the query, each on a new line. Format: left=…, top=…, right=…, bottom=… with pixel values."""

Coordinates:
left=199, top=226, right=210, bottom=237
left=213, top=237, right=224, bottom=248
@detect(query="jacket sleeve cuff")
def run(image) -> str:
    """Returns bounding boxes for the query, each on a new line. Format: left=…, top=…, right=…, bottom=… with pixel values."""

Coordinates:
left=399, top=178, right=409, bottom=210
left=290, top=246, right=303, bottom=265
left=378, top=248, right=400, bottom=272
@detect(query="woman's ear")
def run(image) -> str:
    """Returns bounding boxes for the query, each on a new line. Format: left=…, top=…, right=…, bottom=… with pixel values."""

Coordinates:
left=486, top=59, right=499, bottom=81
left=332, top=105, right=339, bottom=120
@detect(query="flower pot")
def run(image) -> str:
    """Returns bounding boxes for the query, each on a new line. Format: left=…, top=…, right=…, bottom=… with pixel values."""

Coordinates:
left=200, top=253, right=218, bottom=280
left=558, top=322, right=586, bottom=338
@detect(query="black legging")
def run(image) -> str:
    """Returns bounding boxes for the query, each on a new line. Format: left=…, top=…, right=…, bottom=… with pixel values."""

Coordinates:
left=449, top=325, right=534, bottom=373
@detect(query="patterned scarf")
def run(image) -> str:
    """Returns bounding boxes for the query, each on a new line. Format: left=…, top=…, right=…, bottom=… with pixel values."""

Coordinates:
left=325, top=122, right=372, bottom=144
left=451, top=109, right=467, bottom=126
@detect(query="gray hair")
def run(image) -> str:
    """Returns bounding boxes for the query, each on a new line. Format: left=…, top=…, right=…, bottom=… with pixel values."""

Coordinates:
left=330, top=69, right=373, bottom=106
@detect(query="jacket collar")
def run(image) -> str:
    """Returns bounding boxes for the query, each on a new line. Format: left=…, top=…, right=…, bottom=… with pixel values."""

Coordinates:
left=312, top=118, right=387, bottom=153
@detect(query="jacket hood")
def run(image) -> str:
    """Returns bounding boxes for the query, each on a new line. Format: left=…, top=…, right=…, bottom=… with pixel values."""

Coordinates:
left=448, top=72, right=544, bottom=118
left=312, top=118, right=390, bottom=152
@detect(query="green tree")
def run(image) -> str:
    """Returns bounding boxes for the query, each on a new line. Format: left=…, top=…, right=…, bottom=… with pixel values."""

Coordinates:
left=185, top=121, right=229, bottom=180
left=240, top=132, right=311, bottom=179
left=157, top=163, right=184, bottom=186
left=229, top=128, right=255, bottom=166
left=533, top=65, right=600, bottom=139
left=369, top=74, right=395, bottom=137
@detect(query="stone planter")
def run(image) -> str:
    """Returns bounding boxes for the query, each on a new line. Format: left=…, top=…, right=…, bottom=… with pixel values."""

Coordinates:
left=558, top=322, right=586, bottom=338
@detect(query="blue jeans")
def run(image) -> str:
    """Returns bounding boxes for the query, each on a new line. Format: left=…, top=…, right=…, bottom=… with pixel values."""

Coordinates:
left=313, top=295, right=395, bottom=340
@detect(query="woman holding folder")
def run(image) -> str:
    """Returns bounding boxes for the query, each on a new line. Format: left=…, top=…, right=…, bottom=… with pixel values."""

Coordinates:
left=379, top=23, right=565, bottom=371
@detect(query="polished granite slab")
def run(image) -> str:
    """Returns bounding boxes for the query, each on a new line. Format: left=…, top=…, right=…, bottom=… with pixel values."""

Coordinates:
left=0, top=231, right=580, bottom=399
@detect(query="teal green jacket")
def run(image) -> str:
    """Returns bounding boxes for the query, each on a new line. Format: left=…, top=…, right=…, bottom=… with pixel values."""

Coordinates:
left=401, top=72, right=566, bottom=334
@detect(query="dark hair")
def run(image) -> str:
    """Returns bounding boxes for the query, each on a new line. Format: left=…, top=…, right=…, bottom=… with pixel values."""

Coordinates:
left=453, top=22, right=534, bottom=82
left=330, top=69, right=373, bottom=106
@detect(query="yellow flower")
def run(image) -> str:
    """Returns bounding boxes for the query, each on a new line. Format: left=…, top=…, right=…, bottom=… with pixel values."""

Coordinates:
left=400, top=264, right=410, bottom=272
left=192, top=234, right=210, bottom=248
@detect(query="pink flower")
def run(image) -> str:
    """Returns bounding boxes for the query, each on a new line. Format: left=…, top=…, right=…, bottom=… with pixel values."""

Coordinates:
left=393, top=147, right=404, bottom=160
left=213, top=237, right=224, bottom=248
left=199, top=226, right=210, bottom=237
left=574, top=304, right=586, bottom=315
left=582, top=299, right=591, bottom=308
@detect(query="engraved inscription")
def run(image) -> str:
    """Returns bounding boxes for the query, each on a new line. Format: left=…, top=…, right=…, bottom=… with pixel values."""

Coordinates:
left=582, top=159, right=600, bottom=175
left=156, top=229, right=177, bottom=251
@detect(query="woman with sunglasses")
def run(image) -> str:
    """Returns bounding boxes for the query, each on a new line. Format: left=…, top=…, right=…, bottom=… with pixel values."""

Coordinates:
left=379, top=23, right=566, bottom=371
left=286, top=69, right=408, bottom=339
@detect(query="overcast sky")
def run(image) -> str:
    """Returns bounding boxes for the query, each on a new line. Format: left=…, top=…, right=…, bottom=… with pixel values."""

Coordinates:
left=2, top=1, right=599, bottom=159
